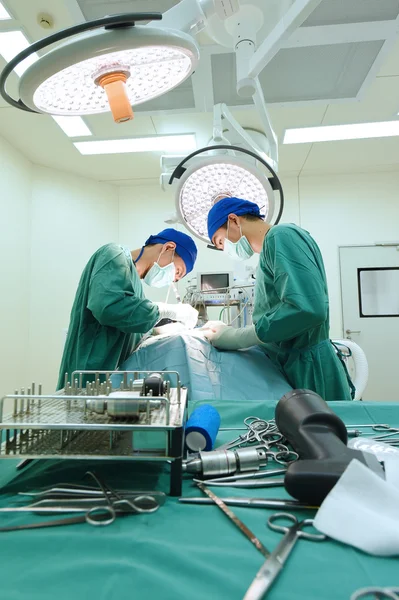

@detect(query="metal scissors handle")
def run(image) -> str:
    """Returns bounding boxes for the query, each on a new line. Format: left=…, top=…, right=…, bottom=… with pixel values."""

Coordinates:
left=243, top=513, right=327, bottom=600
left=351, top=588, right=399, bottom=600
left=84, top=472, right=160, bottom=526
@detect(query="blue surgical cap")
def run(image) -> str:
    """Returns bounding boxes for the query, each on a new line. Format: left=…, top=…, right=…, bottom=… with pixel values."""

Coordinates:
left=145, top=228, right=197, bottom=274
left=207, top=197, right=261, bottom=241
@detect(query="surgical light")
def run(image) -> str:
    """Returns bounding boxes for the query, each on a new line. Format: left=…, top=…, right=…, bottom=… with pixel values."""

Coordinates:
left=0, top=13, right=199, bottom=124
left=168, top=145, right=284, bottom=244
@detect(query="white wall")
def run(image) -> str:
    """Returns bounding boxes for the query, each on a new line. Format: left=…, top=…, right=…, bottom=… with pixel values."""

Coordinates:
left=0, top=139, right=119, bottom=398
left=28, top=167, right=119, bottom=392
left=0, top=137, right=32, bottom=399
left=297, top=172, right=399, bottom=337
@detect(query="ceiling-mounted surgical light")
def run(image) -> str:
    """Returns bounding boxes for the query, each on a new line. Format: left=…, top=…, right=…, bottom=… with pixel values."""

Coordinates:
left=0, top=13, right=199, bottom=123
left=168, top=145, right=284, bottom=244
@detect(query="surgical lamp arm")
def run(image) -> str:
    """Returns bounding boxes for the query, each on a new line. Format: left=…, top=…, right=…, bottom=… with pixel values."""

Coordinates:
left=150, top=0, right=238, bottom=35
left=214, top=103, right=278, bottom=171
left=253, top=79, right=278, bottom=167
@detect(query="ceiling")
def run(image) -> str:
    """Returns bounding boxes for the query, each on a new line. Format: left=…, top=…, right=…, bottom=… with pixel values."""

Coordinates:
left=0, top=0, right=399, bottom=184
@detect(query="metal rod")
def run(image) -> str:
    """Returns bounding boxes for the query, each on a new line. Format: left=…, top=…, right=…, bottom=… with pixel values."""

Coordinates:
left=197, top=483, right=270, bottom=558
left=179, top=496, right=319, bottom=510
left=194, top=478, right=285, bottom=489
left=204, top=469, right=286, bottom=483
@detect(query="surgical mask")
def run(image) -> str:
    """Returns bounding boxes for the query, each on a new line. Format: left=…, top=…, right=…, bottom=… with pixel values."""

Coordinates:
left=224, top=223, right=254, bottom=261
left=144, top=250, right=176, bottom=288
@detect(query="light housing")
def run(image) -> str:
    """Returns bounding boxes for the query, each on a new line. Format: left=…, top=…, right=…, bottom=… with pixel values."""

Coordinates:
left=0, top=13, right=199, bottom=123
left=168, top=145, right=284, bottom=244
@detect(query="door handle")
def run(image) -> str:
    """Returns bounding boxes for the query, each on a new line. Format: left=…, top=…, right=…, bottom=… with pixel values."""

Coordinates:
left=346, top=329, right=361, bottom=335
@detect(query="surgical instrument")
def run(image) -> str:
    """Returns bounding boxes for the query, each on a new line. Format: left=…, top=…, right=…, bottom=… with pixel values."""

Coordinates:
left=218, top=417, right=283, bottom=451
left=0, top=472, right=164, bottom=530
left=202, top=468, right=286, bottom=483
left=276, top=389, right=384, bottom=503
left=0, top=514, right=112, bottom=533
left=0, top=370, right=187, bottom=496
left=197, top=483, right=270, bottom=558
left=179, top=497, right=319, bottom=510
left=19, top=484, right=166, bottom=501
left=351, top=588, right=399, bottom=600
left=184, top=446, right=268, bottom=477
left=172, top=282, right=182, bottom=303
left=243, top=513, right=327, bottom=600
left=346, top=424, right=390, bottom=429
left=193, top=478, right=285, bottom=489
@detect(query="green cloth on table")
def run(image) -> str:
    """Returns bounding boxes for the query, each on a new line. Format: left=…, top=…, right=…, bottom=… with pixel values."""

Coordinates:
left=0, top=400, right=398, bottom=600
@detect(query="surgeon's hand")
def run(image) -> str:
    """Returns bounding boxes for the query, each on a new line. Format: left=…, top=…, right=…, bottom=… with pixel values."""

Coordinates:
left=200, top=322, right=260, bottom=350
left=155, top=302, right=199, bottom=330
left=200, top=321, right=229, bottom=344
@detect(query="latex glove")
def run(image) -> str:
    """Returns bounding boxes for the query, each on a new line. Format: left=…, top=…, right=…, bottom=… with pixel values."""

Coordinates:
left=155, top=302, right=198, bottom=330
left=153, top=322, right=186, bottom=336
left=200, top=321, right=229, bottom=343
left=200, top=322, right=260, bottom=350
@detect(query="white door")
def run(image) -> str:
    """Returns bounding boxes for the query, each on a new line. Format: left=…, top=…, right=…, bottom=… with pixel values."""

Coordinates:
left=339, top=245, right=399, bottom=401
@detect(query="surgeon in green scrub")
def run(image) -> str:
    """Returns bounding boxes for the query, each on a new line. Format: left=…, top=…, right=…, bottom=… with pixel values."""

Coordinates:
left=57, top=229, right=198, bottom=389
left=201, top=197, right=352, bottom=401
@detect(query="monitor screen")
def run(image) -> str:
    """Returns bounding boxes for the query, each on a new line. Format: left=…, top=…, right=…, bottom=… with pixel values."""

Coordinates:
left=200, top=273, right=230, bottom=292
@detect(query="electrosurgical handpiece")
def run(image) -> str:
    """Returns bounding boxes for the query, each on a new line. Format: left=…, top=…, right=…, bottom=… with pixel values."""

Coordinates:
left=172, top=282, right=182, bottom=303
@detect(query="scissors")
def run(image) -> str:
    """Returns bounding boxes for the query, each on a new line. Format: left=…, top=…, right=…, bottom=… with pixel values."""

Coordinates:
left=243, top=513, right=327, bottom=600
left=351, top=588, right=399, bottom=600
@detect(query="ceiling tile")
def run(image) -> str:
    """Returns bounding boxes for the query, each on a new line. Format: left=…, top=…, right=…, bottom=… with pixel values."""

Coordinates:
left=303, top=0, right=399, bottom=27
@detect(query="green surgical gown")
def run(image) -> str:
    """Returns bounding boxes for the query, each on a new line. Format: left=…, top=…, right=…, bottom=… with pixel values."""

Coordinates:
left=57, top=244, right=159, bottom=390
left=253, top=224, right=352, bottom=401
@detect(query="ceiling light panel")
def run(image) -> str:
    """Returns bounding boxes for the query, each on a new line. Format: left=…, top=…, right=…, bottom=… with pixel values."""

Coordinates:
left=52, top=116, right=92, bottom=137
left=0, top=2, right=11, bottom=19
left=283, top=121, right=399, bottom=144
left=0, top=31, right=38, bottom=76
left=74, top=134, right=196, bottom=155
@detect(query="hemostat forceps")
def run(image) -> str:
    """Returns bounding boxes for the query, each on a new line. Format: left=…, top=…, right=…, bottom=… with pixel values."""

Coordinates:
left=0, top=472, right=163, bottom=531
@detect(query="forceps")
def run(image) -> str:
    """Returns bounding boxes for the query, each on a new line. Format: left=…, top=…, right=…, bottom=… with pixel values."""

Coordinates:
left=219, top=418, right=281, bottom=449
left=243, top=513, right=327, bottom=600
left=219, top=418, right=284, bottom=451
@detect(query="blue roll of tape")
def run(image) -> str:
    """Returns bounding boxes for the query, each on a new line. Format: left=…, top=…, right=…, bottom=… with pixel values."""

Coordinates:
left=185, top=404, right=221, bottom=452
